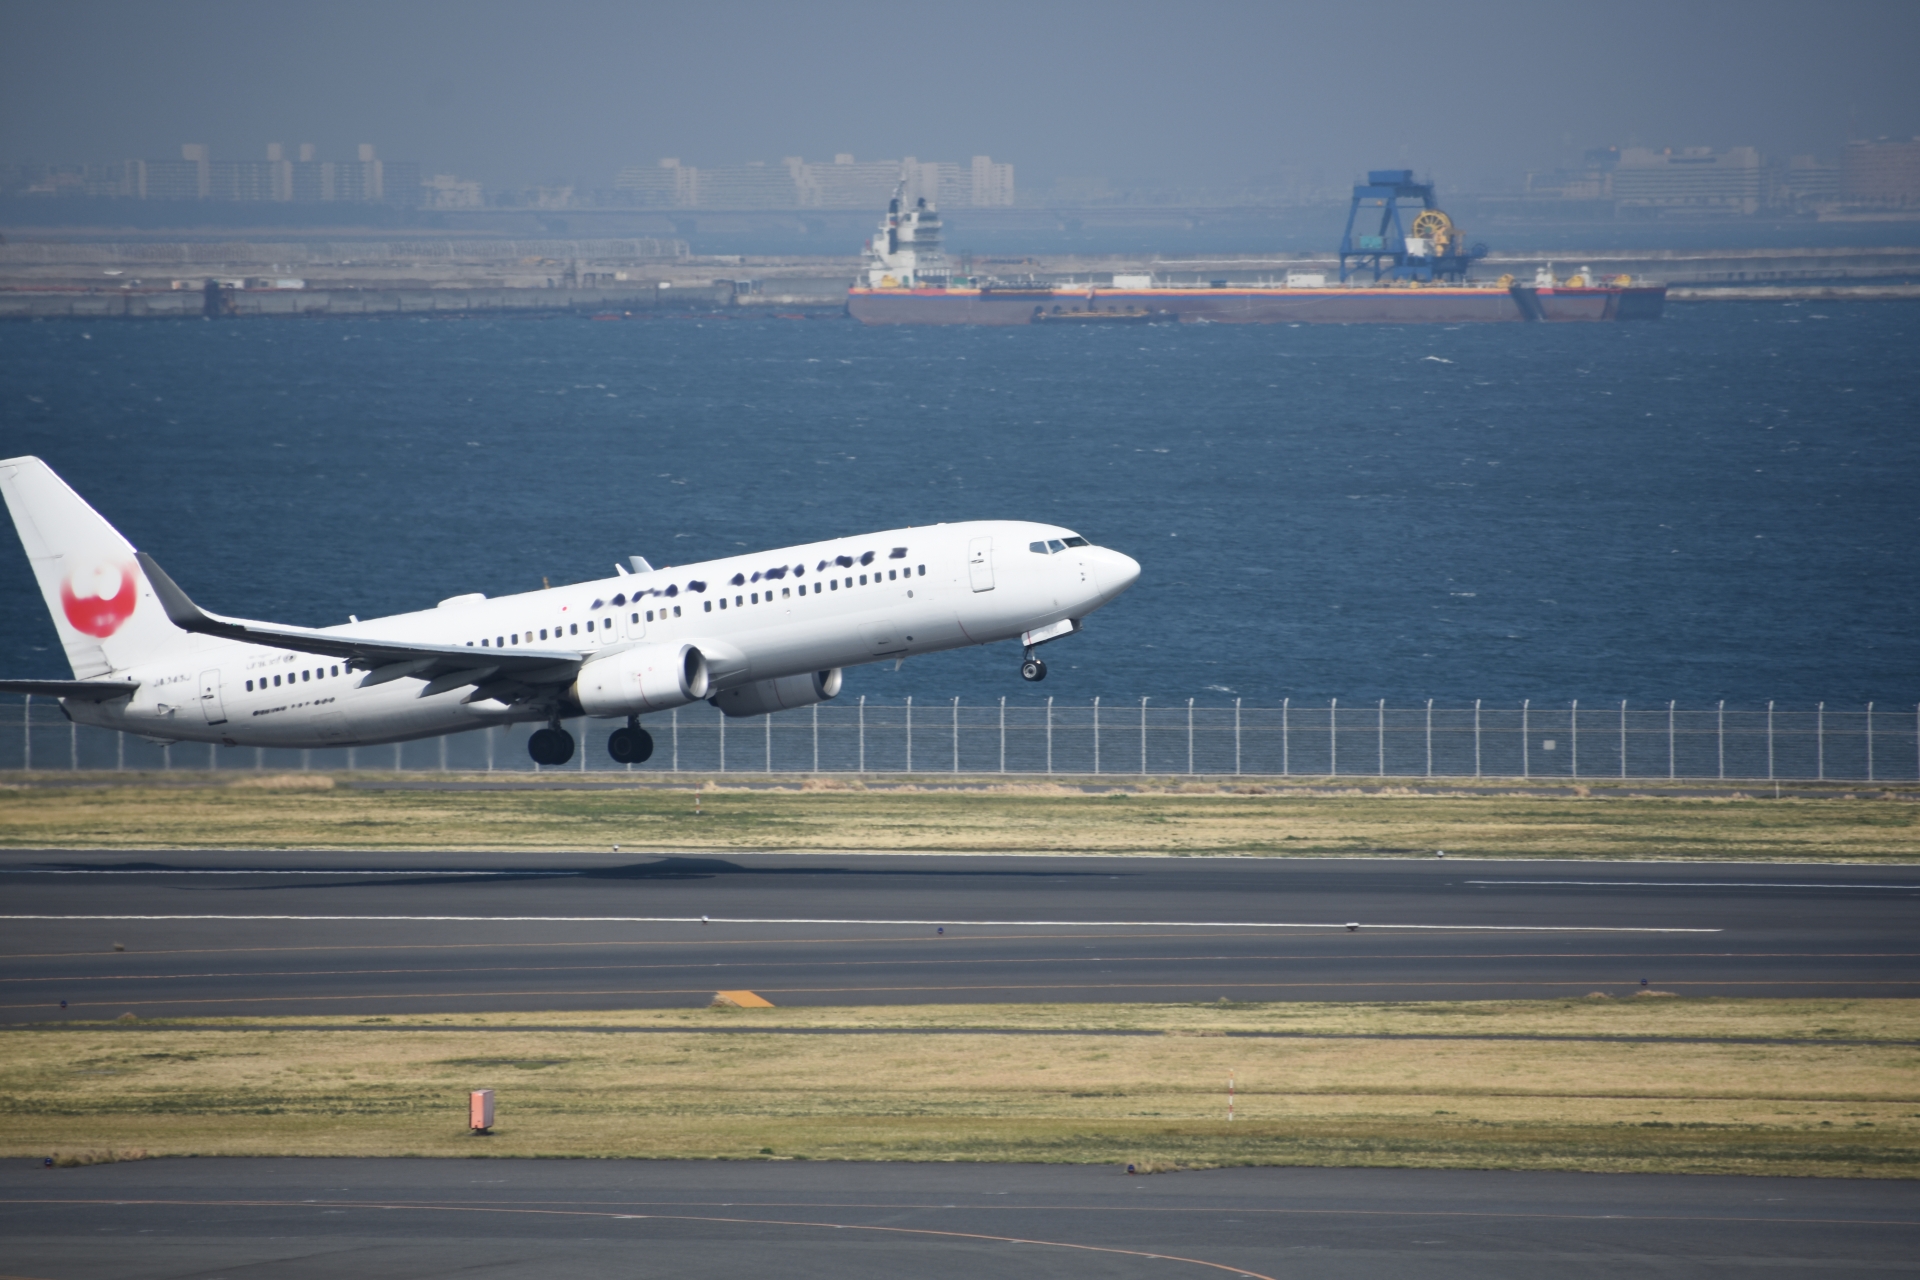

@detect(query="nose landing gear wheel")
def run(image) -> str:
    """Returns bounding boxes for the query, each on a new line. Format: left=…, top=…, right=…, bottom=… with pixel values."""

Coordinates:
left=528, top=727, right=575, bottom=766
left=1020, top=657, right=1048, bottom=682
left=607, top=726, right=654, bottom=764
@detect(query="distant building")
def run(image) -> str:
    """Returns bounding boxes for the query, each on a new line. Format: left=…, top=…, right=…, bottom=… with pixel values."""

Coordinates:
left=14, top=142, right=430, bottom=206
left=1612, top=146, right=1765, bottom=216
left=1841, top=138, right=1920, bottom=205
left=423, top=173, right=485, bottom=209
left=613, top=154, right=1014, bottom=209
left=1772, top=154, right=1840, bottom=207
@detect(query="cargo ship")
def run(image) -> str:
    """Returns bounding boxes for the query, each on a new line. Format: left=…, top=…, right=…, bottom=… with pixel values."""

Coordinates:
left=847, top=171, right=1666, bottom=325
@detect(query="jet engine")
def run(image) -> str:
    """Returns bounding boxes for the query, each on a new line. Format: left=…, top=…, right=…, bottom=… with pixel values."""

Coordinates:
left=710, top=669, right=842, bottom=718
left=573, top=642, right=709, bottom=716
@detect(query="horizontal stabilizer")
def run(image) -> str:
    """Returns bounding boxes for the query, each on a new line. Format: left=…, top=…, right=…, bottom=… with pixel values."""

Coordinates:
left=134, top=551, right=584, bottom=684
left=0, top=678, right=139, bottom=701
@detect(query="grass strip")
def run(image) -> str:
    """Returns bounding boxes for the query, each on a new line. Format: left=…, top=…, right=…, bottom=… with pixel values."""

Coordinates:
left=7, top=999, right=1918, bottom=1177
left=1, top=774, right=1915, bottom=859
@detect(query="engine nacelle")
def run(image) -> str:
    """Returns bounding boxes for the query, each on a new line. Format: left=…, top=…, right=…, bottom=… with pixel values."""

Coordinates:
left=573, top=643, right=709, bottom=716
left=711, top=669, right=842, bottom=718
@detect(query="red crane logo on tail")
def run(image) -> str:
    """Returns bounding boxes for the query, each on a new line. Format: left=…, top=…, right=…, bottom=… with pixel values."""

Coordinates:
left=61, top=561, right=139, bottom=638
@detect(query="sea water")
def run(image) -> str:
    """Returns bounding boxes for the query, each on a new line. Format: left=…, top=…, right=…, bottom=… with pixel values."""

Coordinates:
left=2, top=303, right=1915, bottom=714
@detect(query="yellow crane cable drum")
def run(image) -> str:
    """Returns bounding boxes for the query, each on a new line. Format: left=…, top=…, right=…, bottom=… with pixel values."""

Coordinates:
left=1409, top=209, right=1454, bottom=254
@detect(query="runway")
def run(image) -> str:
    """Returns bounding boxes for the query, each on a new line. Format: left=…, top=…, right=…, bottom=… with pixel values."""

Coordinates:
left=2, top=851, right=1916, bottom=1017
left=3, top=1158, right=1915, bottom=1279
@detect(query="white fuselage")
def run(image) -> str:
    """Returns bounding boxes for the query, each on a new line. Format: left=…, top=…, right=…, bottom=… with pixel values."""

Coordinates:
left=67, top=520, right=1138, bottom=750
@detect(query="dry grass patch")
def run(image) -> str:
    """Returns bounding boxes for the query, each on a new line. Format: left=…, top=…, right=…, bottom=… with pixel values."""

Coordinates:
left=0, top=775, right=1914, bottom=859
left=6, top=1000, right=1918, bottom=1176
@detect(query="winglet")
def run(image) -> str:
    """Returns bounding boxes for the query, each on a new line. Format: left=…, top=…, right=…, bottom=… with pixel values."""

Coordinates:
left=135, top=550, right=218, bottom=632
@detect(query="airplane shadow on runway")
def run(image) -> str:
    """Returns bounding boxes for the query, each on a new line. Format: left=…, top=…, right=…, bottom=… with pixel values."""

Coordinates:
left=29, top=856, right=1129, bottom=892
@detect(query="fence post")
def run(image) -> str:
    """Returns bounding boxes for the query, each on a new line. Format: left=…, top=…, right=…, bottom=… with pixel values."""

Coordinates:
left=1620, top=700, right=1628, bottom=779
left=348, top=745, right=357, bottom=772
left=1867, top=702, right=1875, bottom=782
left=1474, top=698, right=1481, bottom=778
left=858, top=695, right=866, bottom=774
left=1139, top=697, right=1148, bottom=776
left=813, top=703, right=820, bottom=774
left=163, top=743, right=171, bottom=771
left=1817, top=702, right=1824, bottom=780
left=905, top=696, right=913, bottom=774
left=21, top=695, right=28, bottom=772
left=1522, top=699, right=1530, bottom=779
left=486, top=727, right=494, bottom=773
left=1233, top=697, right=1241, bottom=776
left=1093, top=697, right=1102, bottom=775
left=672, top=706, right=680, bottom=773
left=440, top=735, right=448, bottom=772
left=719, top=707, right=726, bottom=774
left=1377, top=698, right=1385, bottom=778
left=953, top=697, right=961, bottom=774
left=1668, top=701, right=1675, bottom=780
left=119, top=732, right=126, bottom=773
left=1000, top=696, right=1007, bottom=774
left=1716, top=700, right=1724, bottom=780
left=1570, top=700, right=1578, bottom=779
left=1282, top=697, right=1290, bottom=776
left=1767, top=701, right=1774, bottom=781
left=765, top=707, right=773, bottom=774
left=206, top=741, right=214, bottom=772
left=1426, top=698, right=1433, bottom=778
left=1186, top=698, right=1194, bottom=776
left=1329, top=698, right=1338, bottom=777
left=1047, top=696, right=1054, bottom=774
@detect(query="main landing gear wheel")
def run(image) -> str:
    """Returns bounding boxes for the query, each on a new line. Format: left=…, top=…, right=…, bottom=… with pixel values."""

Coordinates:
left=528, top=727, right=575, bottom=766
left=607, top=726, right=654, bottom=764
left=1020, top=657, right=1048, bottom=682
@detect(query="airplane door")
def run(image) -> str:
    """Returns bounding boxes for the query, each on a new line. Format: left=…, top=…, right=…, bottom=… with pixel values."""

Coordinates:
left=967, top=536, right=994, bottom=592
left=198, top=669, right=227, bottom=726
left=619, top=606, right=645, bottom=641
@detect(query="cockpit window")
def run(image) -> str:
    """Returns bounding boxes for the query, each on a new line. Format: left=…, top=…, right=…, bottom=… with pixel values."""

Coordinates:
left=1029, top=541, right=1049, bottom=554
left=1062, top=536, right=1090, bottom=547
left=1046, top=539, right=1066, bottom=553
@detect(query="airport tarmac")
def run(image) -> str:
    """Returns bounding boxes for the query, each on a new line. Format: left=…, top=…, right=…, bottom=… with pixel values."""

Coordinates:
left=3, top=1157, right=1916, bottom=1279
left=2, top=851, right=1916, bottom=1017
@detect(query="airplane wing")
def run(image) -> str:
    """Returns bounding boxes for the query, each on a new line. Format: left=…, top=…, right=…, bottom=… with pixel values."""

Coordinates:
left=136, top=552, right=584, bottom=692
left=0, top=678, right=139, bottom=701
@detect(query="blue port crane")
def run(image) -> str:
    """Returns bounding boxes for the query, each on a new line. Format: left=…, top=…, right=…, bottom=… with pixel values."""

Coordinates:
left=1338, top=170, right=1488, bottom=284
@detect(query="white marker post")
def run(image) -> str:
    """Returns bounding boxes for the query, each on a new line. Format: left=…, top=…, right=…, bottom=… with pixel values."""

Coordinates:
left=1227, top=1071, right=1235, bottom=1123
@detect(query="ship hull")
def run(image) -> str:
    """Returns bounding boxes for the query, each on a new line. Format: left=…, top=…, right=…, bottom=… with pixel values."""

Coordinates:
left=849, top=284, right=1665, bottom=325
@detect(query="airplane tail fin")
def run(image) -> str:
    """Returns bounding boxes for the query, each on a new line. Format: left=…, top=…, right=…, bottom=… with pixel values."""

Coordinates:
left=0, top=456, right=193, bottom=678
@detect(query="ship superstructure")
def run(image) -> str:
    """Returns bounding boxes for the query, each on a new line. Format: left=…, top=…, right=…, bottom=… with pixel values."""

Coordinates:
left=862, top=189, right=949, bottom=288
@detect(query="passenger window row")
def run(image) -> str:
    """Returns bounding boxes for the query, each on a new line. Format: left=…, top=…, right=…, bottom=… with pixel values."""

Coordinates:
left=702, top=564, right=925, bottom=611
left=246, top=664, right=341, bottom=692
left=459, top=603, right=691, bottom=649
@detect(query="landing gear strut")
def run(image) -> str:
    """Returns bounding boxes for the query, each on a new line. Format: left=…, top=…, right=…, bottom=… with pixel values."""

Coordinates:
left=607, top=717, right=655, bottom=764
left=528, top=723, right=575, bottom=766
left=1020, top=647, right=1048, bottom=682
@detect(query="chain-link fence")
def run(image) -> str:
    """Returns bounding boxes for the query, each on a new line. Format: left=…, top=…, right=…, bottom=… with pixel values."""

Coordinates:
left=2, top=694, right=1914, bottom=781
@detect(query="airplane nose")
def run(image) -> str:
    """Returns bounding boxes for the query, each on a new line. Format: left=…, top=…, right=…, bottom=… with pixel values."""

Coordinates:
left=1106, top=550, right=1142, bottom=594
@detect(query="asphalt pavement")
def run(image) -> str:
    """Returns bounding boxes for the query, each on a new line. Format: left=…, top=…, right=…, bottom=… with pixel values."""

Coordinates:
left=2, top=851, right=1916, bottom=1017
left=3, top=1157, right=1916, bottom=1279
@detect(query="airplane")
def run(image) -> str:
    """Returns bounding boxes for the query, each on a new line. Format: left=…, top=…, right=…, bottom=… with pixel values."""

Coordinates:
left=0, top=456, right=1142, bottom=766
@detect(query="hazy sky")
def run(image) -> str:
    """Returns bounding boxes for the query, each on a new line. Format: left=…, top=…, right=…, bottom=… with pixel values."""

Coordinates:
left=5, top=0, right=1917, bottom=191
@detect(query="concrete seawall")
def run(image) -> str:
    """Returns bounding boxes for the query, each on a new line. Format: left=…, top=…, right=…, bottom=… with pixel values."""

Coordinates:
left=0, top=283, right=743, bottom=320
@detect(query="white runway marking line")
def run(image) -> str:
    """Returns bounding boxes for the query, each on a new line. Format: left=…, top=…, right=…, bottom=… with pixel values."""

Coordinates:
left=1469, top=880, right=1920, bottom=891
left=0, top=869, right=576, bottom=876
left=0, top=915, right=1720, bottom=933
